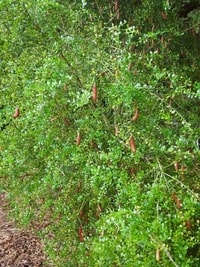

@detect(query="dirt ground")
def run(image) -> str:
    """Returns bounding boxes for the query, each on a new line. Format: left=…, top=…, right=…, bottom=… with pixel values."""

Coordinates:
left=0, top=193, right=45, bottom=267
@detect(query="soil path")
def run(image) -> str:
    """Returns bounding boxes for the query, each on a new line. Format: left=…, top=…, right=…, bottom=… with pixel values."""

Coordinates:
left=0, top=193, right=45, bottom=267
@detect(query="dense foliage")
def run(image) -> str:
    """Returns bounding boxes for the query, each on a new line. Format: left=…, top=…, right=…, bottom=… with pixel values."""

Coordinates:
left=0, top=0, right=200, bottom=266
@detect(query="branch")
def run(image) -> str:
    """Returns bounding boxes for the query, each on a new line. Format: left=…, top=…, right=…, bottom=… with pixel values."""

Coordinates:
left=59, top=51, right=83, bottom=88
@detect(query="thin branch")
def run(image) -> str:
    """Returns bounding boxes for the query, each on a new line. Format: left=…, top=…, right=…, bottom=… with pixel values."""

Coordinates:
left=147, top=88, right=193, bottom=132
left=184, top=22, right=200, bottom=32
left=22, top=3, right=42, bottom=32
left=150, top=235, right=180, bottom=267
left=163, top=246, right=180, bottom=267
left=59, top=51, right=83, bottom=88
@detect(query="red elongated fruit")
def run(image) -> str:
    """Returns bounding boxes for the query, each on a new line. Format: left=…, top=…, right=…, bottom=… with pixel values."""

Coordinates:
left=97, top=204, right=102, bottom=213
left=161, top=12, right=168, bottom=20
left=129, top=135, right=136, bottom=153
left=116, top=10, right=120, bottom=20
left=128, top=63, right=133, bottom=71
left=96, top=204, right=102, bottom=218
left=129, top=167, right=136, bottom=176
left=76, top=132, right=81, bottom=145
left=13, top=107, right=20, bottom=119
left=115, top=125, right=119, bottom=136
left=92, top=85, right=97, bottom=102
left=79, top=209, right=84, bottom=218
left=172, top=192, right=182, bottom=209
left=64, top=118, right=70, bottom=127
left=174, top=161, right=179, bottom=172
left=90, top=140, right=97, bottom=149
left=114, top=1, right=119, bottom=11
left=131, top=108, right=139, bottom=122
left=185, top=219, right=192, bottom=230
left=156, top=248, right=160, bottom=262
left=78, top=226, right=84, bottom=242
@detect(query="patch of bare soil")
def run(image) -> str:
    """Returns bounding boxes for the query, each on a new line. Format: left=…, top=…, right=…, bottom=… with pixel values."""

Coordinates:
left=0, top=193, right=45, bottom=267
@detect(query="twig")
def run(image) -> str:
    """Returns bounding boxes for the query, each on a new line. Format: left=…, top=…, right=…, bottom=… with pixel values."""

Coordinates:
left=150, top=235, right=180, bottom=267
left=184, top=22, right=200, bottom=32
left=163, top=246, right=180, bottom=267
left=59, top=51, right=83, bottom=88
